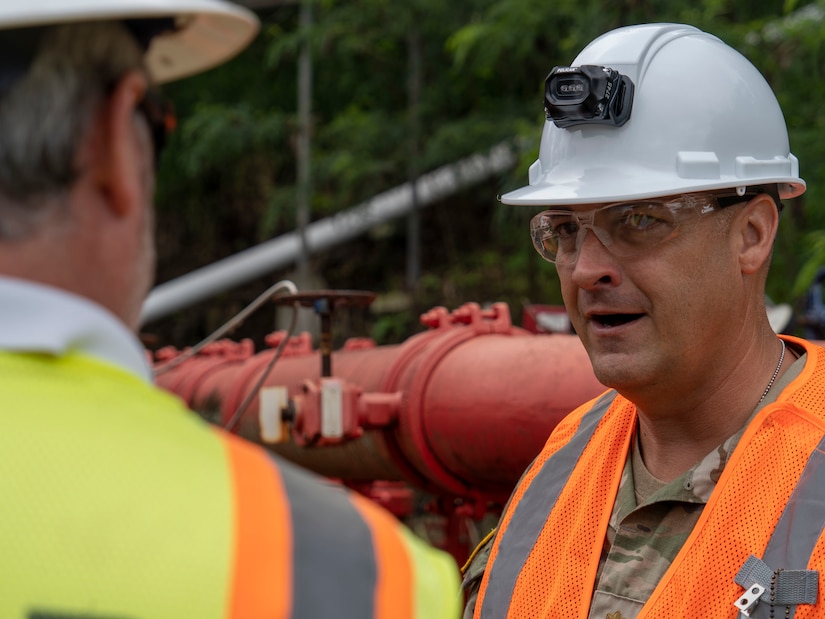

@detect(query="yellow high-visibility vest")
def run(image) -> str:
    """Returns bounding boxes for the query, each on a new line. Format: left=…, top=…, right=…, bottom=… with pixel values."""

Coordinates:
left=0, top=350, right=459, bottom=619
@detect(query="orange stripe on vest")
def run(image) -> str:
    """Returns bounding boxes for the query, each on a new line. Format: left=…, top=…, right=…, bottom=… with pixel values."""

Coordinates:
left=350, top=492, right=415, bottom=619
left=222, top=432, right=292, bottom=619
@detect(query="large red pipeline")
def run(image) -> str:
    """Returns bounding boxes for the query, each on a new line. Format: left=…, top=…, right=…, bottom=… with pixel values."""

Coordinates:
left=154, top=301, right=606, bottom=504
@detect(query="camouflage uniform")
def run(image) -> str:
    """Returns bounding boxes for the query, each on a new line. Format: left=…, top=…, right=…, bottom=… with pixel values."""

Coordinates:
left=462, top=353, right=805, bottom=619
left=586, top=428, right=736, bottom=618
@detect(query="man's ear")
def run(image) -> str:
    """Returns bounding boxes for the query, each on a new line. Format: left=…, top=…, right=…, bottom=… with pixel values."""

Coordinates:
left=736, top=193, right=779, bottom=275
left=89, top=70, right=150, bottom=218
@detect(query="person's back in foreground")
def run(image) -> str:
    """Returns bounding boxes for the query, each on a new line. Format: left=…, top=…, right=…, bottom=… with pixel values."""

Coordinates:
left=464, top=23, right=825, bottom=619
left=0, top=2, right=459, bottom=617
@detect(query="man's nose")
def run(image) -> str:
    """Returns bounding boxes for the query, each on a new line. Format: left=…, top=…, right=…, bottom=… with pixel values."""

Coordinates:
left=567, top=224, right=621, bottom=288
left=573, top=224, right=613, bottom=261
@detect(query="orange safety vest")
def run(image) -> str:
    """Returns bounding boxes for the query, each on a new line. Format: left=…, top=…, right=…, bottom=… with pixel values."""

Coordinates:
left=476, top=335, right=825, bottom=619
left=0, top=350, right=459, bottom=619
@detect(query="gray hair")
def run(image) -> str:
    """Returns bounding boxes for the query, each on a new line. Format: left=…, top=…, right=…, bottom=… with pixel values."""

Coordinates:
left=0, top=21, right=146, bottom=239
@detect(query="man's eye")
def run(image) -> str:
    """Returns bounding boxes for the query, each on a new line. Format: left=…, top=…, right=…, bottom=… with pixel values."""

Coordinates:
left=552, top=220, right=580, bottom=238
left=622, top=209, right=668, bottom=230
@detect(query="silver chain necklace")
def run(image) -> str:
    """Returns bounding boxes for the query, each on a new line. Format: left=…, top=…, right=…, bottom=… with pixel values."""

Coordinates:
left=758, top=339, right=786, bottom=404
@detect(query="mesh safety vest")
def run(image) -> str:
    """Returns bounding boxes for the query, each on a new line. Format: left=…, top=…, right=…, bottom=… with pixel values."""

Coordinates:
left=0, top=350, right=460, bottom=619
left=476, top=336, right=825, bottom=619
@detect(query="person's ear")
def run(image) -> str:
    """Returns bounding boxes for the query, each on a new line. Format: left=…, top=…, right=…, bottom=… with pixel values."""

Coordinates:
left=736, top=193, right=779, bottom=275
left=89, top=70, right=151, bottom=217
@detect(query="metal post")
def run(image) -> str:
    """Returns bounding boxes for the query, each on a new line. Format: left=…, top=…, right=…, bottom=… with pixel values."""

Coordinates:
left=296, top=0, right=313, bottom=282
left=406, top=26, right=422, bottom=292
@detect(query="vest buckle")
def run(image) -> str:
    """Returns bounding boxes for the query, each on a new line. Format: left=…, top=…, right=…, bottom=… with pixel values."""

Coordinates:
left=734, top=554, right=819, bottom=617
left=734, top=583, right=765, bottom=616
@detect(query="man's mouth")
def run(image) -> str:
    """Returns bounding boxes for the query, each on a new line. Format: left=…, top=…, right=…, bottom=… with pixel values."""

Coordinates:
left=591, top=313, right=643, bottom=327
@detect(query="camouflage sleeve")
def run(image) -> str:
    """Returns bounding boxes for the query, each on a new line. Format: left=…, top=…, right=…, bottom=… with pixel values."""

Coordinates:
left=460, top=529, right=496, bottom=619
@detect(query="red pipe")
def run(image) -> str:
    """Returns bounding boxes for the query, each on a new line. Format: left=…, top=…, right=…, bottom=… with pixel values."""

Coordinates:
left=154, top=302, right=606, bottom=501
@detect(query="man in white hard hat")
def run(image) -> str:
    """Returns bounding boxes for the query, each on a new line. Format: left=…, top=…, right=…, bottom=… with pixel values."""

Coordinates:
left=463, top=23, right=825, bottom=619
left=0, top=3, right=459, bottom=617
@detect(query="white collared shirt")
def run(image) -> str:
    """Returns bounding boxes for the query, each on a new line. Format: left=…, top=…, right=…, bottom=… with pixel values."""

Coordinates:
left=0, top=276, right=153, bottom=383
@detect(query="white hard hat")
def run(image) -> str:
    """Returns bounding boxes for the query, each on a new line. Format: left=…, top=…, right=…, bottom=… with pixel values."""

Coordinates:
left=0, top=0, right=260, bottom=83
left=502, top=23, right=806, bottom=206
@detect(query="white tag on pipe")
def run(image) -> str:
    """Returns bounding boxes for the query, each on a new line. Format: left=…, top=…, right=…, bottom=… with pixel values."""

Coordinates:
left=259, top=386, right=288, bottom=443
left=321, top=379, right=344, bottom=439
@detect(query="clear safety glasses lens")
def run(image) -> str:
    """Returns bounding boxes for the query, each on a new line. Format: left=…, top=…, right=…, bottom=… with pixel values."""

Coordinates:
left=529, top=196, right=720, bottom=265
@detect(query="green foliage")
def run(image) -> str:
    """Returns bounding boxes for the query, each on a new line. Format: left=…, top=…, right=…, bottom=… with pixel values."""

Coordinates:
left=175, top=104, right=287, bottom=178
left=734, top=2, right=825, bottom=302
left=149, top=0, right=825, bottom=347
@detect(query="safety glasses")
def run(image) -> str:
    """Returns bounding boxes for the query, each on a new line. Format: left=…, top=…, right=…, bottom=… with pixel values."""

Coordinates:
left=137, top=87, right=176, bottom=165
left=530, top=192, right=752, bottom=265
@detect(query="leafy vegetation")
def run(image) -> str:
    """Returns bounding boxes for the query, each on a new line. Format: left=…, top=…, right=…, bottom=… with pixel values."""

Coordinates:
left=147, top=0, right=825, bottom=349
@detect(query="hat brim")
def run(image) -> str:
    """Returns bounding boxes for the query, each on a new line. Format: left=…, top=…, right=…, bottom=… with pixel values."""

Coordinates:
left=0, top=0, right=260, bottom=83
left=500, top=164, right=806, bottom=206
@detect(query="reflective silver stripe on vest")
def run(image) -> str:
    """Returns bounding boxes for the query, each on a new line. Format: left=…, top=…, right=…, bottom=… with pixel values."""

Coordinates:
left=274, top=455, right=378, bottom=618
left=751, top=433, right=825, bottom=619
left=480, top=391, right=617, bottom=618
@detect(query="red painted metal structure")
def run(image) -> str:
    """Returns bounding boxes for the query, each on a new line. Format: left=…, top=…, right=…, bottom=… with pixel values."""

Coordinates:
left=153, top=300, right=606, bottom=561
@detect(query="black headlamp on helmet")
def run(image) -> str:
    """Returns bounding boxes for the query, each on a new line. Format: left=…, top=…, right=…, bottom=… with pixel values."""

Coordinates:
left=544, top=64, right=634, bottom=128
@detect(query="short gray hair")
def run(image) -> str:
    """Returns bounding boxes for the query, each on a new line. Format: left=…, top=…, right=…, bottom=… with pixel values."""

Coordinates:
left=0, top=21, right=146, bottom=239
